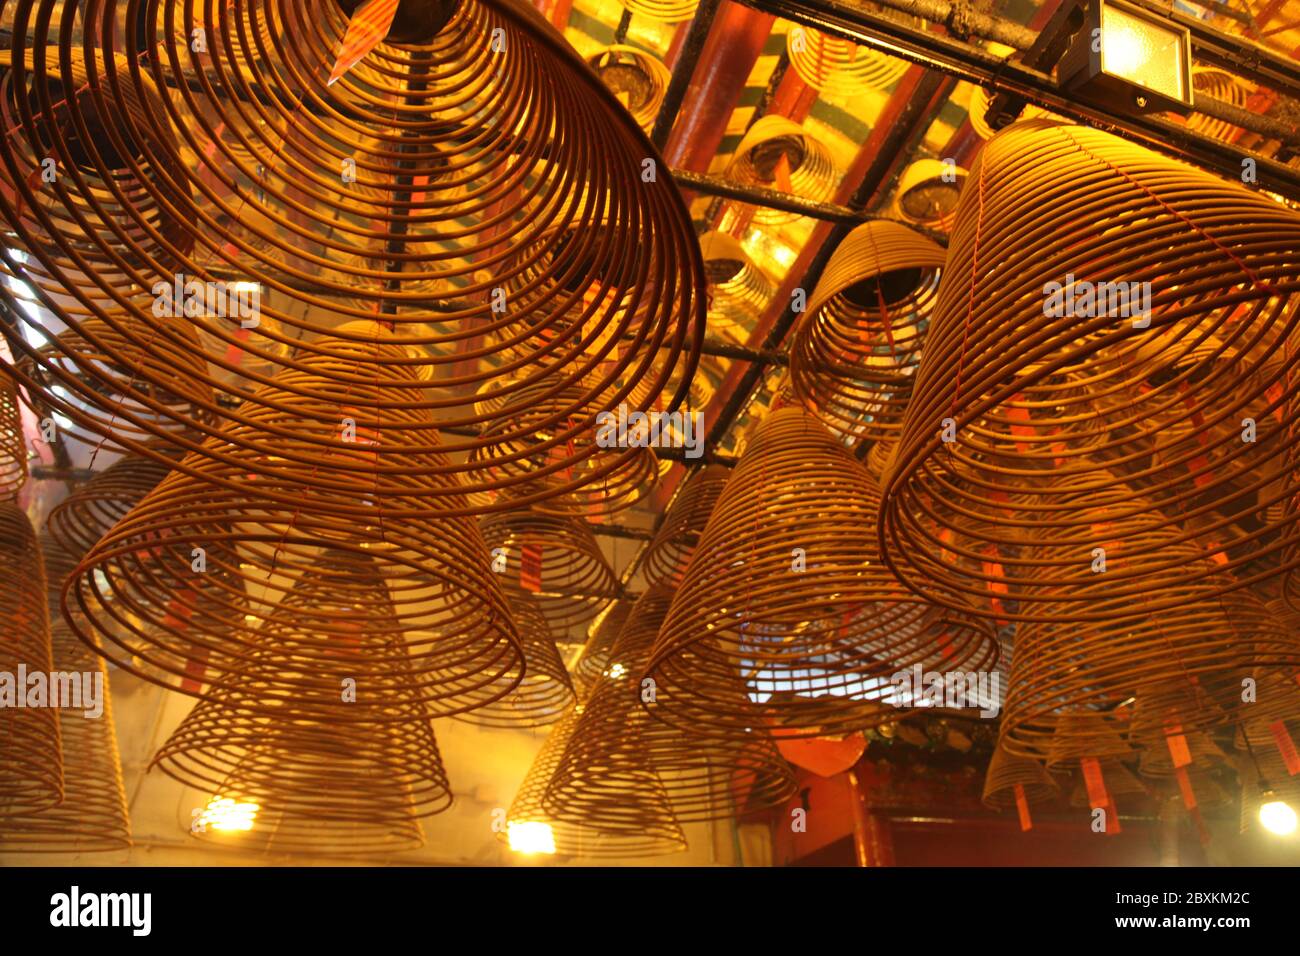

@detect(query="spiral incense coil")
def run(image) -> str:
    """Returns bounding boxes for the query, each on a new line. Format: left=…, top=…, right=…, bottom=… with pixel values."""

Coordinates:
left=644, top=406, right=999, bottom=740
left=1137, top=728, right=1226, bottom=778
left=641, top=464, right=729, bottom=587
left=546, top=584, right=796, bottom=825
left=455, top=594, right=574, bottom=728
left=65, top=451, right=525, bottom=715
left=980, top=744, right=1059, bottom=812
left=892, top=158, right=967, bottom=233
left=1067, top=761, right=1147, bottom=809
left=786, top=24, right=911, bottom=97
left=621, top=0, right=697, bottom=23
left=0, top=0, right=704, bottom=509
left=151, top=624, right=452, bottom=855
left=571, top=600, right=632, bottom=695
left=0, top=376, right=25, bottom=500
left=1188, top=67, right=1251, bottom=143
left=586, top=46, right=671, bottom=131
left=0, top=536, right=131, bottom=852
left=45, top=454, right=172, bottom=559
left=503, top=703, right=687, bottom=858
left=479, top=504, right=618, bottom=634
left=1043, top=713, right=1134, bottom=769
left=725, top=116, right=840, bottom=227
left=863, top=440, right=896, bottom=479
left=880, top=120, right=1300, bottom=622
left=789, top=220, right=945, bottom=443
left=0, top=503, right=61, bottom=819
left=699, top=232, right=774, bottom=341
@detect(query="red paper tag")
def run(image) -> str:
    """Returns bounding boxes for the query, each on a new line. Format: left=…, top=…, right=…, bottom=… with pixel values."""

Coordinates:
left=1080, top=757, right=1109, bottom=810
left=1269, top=720, right=1300, bottom=776
left=520, top=544, right=543, bottom=593
left=222, top=325, right=253, bottom=367
left=1165, top=725, right=1192, bottom=769
left=1175, top=765, right=1198, bottom=810
left=1014, top=782, right=1032, bottom=832
left=328, top=0, right=400, bottom=85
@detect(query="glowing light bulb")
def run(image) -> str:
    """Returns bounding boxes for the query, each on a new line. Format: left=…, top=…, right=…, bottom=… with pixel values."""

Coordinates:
left=199, top=796, right=259, bottom=832
left=1259, top=798, right=1297, bottom=836
left=604, top=662, right=627, bottom=680
left=507, top=820, right=556, bottom=855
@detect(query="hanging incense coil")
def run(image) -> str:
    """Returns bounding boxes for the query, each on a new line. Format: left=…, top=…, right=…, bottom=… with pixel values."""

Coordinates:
left=45, top=453, right=172, bottom=559
left=700, top=232, right=774, bottom=341
left=586, top=46, right=671, bottom=131
left=0, top=503, right=61, bottom=818
left=863, top=440, right=896, bottom=479
left=641, top=464, right=729, bottom=587
left=880, top=120, right=1300, bottom=622
left=1067, top=761, right=1147, bottom=809
left=503, top=703, right=687, bottom=858
left=152, top=653, right=452, bottom=855
left=0, top=0, right=703, bottom=511
left=0, top=376, right=25, bottom=500
left=1043, top=712, right=1135, bottom=769
left=726, top=116, right=840, bottom=227
left=0, top=535, right=131, bottom=853
left=571, top=600, right=632, bottom=695
left=980, top=744, right=1060, bottom=812
left=644, top=406, right=999, bottom=740
left=789, top=220, right=945, bottom=442
left=65, top=440, right=525, bottom=714
left=1137, top=728, right=1226, bottom=778
left=479, top=504, right=618, bottom=635
left=892, top=158, right=967, bottom=232
left=621, top=0, right=697, bottom=22
left=546, top=584, right=796, bottom=825
left=455, top=594, right=574, bottom=728
left=786, top=24, right=911, bottom=97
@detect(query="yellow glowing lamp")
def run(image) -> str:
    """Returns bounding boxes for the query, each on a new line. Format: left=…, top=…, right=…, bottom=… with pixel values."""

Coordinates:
left=507, top=820, right=557, bottom=855
left=1059, top=0, right=1193, bottom=116
left=199, top=796, right=260, bottom=832
left=1259, top=792, right=1298, bottom=837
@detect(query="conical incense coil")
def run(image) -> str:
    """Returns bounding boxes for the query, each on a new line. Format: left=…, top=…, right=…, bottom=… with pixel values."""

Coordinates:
left=65, top=455, right=525, bottom=715
left=621, top=0, right=697, bottom=23
left=1043, top=712, right=1135, bottom=769
left=789, top=220, right=945, bottom=443
left=45, top=453, right=172, bottom=558
left=893, top=158, right=968, bottom=233
left=571, top=600, right=632, bottom=696
left=546, top=584, right=796, bottom=826
left=1137, top=727, right=1226, bottom=778
left=1067, top=761, right=1147, bottom=809
left=641, top=464, right=729, bottom=587
left=786, top=24, right=911, bottom=98
left=880, top=120, right=1300, bottom=621
left=0, top=534, right=131, bottom=853
left=0, top=0, right=704, bottom=508
left=644, top=407, right=999, bottom=740
left=503, top=703, right=688, bottom=858
left=586, top=46, right=671, bottom=131
left=980, top=743, right=1059, bottom=812
left=699, top=232, right=774, bottom=342
left=479, top=502, right=618, bottom=634
left=1000, top=524, right=1299, bottom=758
left=455, top=594, right=574, bottom=728
left=725, top=116, right=839, bottom=226
left=0, top=503, right=61, bottom=818
left=151, top=597, right=453, bottom=855
left=0, top=375, right=25, bottom=500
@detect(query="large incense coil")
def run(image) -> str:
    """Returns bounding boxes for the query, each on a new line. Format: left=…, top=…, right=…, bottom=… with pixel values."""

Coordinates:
left=786, top=24, right=911, bottom=97
left=1137, top=728, right=1226, bottom=778
left=571, top=600, right=632, bottom=695
left=503, top=703, right=688, bottom=858
left=641, top=464, right=728, bottom=587
left=0, top=503, right=61, bottom=818
left=0, top=375, right=25, bottom=500
left=644, top=406, right=999, bottom=740
left=455, top=594, right=574, bottom=728
left=546, top=584, right=796, bottom=825
left=880, top=120, right=1300, bottom=622
left=725, top=116, right=839, bottom=227
left=586, top=46, right=671, bottom=131
left=152, top=670, right=451, bottom=855
left=479, top=504, right=618, bottom=634
left=45, top=453, right=172, bottom=559
left=980, top=744, right=1060, bottom=812
left=621, top=0, right=697, bottom=23
left=0, top=0, right=703, bottom=511
left=999, top=506, right=1300, bottom=757
left=789, top=220, right=945, bottom=442
left=699, top=232, right=774, bottom=341
left=0, top=536, right=131, bottom=853
left=65, top=451, right=525, bottom=715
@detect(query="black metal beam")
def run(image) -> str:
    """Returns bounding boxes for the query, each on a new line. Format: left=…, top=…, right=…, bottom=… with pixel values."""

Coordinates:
left=650, top=0, right=723, bottom=150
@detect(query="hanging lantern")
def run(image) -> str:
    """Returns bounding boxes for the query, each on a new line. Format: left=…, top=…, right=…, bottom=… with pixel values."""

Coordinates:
left=789, top=220, right=945, bottom=442
left=880, top=120, right=1300, bottom=621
